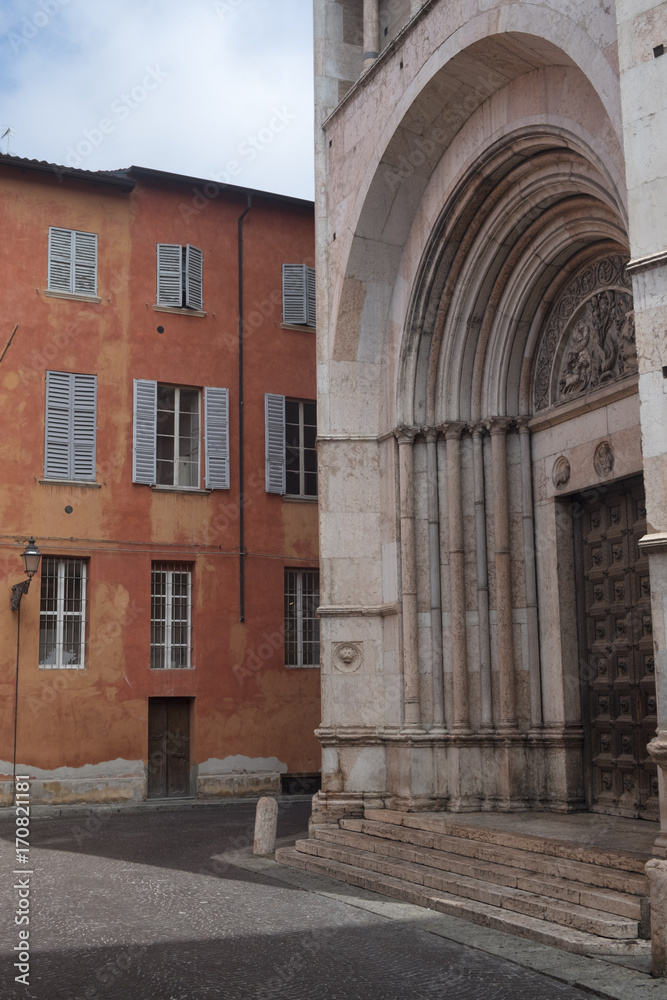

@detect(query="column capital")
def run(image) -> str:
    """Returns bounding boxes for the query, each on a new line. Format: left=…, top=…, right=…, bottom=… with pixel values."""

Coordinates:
left=486, top=416, right=514, bottom=436
left=394, top=426, right=418, bottom=445
left=471, top=422, right=487, bottom=440
left=422, top=426, right=438, bottom=443
left=438, top=420, right=467, bottom=441
left=515, top=415, right=532, bottom=434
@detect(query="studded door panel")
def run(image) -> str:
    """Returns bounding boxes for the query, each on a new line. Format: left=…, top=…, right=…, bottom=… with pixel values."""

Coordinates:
left=580, top=478, right=658, bottom=819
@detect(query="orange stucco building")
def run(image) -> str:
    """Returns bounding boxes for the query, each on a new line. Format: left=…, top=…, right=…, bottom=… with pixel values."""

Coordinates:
left=0, top=155, right=321, bottom=804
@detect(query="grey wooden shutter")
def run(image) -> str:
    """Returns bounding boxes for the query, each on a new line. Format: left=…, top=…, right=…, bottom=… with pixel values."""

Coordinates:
left=306, top=266, right=316, bottom=327
left=45, top=371, right=73, bottom=478
left=204, top=387, right=230, bottom=489
left=73, top=230, right=97, bottom=295
left=133, top=379, right=157, bottom=484
left=185, top=244, right=203, bottom=310
left=48, top=227, right=73, bottom=292
left=282, top=264, right=307, bottom=324
left=71, top=374, right=97, bottom=479
left=265, top=393, right=285, bottom=494
left=157, top=244, right=182, bottom=306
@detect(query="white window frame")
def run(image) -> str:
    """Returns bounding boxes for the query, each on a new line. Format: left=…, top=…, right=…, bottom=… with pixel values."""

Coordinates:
left=133, top=380, right=229, bottom=490
left=156, top=385, right=201, bottom=489
left=151, top=564, right=193, bottom=669
left=285, top=398, right=317, bottom=499
left=39, top=557, right=87, bottom=670
left=47, top=227, right=98, bottom=296
left=284, top=569, right=320, bottom=668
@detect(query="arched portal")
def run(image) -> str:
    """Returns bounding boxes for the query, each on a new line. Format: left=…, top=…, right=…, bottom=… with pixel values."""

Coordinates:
left=314, top=9, right=657, bottom=824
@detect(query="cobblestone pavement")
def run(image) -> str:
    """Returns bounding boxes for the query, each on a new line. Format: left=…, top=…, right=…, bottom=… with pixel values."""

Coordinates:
left=0, top=801, right=655, bottom=999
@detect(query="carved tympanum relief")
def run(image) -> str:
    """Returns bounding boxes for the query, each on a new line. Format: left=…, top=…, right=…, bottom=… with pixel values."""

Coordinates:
left=534, top=255, right=636, bottom=411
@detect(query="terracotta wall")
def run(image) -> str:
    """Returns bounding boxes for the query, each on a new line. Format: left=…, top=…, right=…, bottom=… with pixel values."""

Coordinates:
left=0, top=163, right=320, bottom=803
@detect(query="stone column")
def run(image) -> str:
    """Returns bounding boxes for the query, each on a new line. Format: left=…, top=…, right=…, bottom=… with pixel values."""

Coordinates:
left=396, top=428, right=421, bottom=731
left=472, top=424, right=493, bottom=731
left=444, top=422, right=471, bottom=733
left=426, top=428, right=446, bottom=732
left=646, top=859, right=667, bottom=976
left=489, top=418, right=518, bottom=732
left=363, top=0, right=379, bottom=70
left=518, top=419, right=543, bottom=730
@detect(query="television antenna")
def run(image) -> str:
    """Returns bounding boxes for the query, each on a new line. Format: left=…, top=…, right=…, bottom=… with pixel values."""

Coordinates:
left=1, top=127, right=14, bottom=155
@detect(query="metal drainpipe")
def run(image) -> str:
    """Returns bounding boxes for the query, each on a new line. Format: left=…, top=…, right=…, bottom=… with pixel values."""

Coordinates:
left=238, top=194, right=251, bottom=623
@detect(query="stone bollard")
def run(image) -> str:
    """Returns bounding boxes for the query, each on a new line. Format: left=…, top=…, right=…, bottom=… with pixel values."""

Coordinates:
left=253, top=795, right=278, bottom=856
left=646, top=858, right=667, bottom=976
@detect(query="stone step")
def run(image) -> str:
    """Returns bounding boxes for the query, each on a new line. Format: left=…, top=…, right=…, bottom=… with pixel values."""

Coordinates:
left=340, top=819, right=649, bottom=896
left=316, top=827, right=645, bottom=923
left=364, top=809, right=649, bottom=874
left=297, top=838, right=640, bottom=939
left=276, top=846, right=651, bottom=958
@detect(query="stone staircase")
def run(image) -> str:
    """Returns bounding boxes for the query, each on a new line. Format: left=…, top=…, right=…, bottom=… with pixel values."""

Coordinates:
left=275, top=809, right=652, bottom=956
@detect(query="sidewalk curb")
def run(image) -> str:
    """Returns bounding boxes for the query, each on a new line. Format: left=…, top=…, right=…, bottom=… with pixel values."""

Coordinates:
left=0, top=794, right=312, bottom=822
left=211, top=848, right=665, bottom=1000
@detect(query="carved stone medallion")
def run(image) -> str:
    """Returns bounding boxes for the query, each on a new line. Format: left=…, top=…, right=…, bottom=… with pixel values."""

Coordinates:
left=332, top=642, right=363, bottom=673
left=594, top=441, right=615, bottom=479
left=552, top=456, right=571, bottom=490
left=533, top=255, right=635, bottom=411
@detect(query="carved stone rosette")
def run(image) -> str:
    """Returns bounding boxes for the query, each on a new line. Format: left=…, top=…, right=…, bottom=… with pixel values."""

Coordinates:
left=332, top=642, right=363, bottom=673
left=533, top=255, right=635, bottom=411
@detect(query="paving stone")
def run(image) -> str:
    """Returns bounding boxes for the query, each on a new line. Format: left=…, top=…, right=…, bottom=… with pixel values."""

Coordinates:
left=0, top=801, right=635, bottom=1000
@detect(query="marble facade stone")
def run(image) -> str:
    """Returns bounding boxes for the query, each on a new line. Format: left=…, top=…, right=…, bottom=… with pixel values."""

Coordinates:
left=314, top=0, right=667, bottom=966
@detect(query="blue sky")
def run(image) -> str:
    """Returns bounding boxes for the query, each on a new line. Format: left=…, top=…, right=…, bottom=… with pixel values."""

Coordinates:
left=0, top=0, right=315, bottom=200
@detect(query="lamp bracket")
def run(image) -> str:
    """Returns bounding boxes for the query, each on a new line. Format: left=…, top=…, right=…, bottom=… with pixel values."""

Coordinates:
left=10, top=579, right=31, bottom=611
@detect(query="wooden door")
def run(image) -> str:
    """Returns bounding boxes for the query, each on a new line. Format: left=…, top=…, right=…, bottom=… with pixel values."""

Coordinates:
left=575, top=477, right=658, bottom=818
left=147, top=698, right=191, bottom=798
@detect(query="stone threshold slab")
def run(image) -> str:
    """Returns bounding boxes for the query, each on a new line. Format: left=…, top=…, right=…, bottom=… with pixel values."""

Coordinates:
left=365, top=809, right=654, bottom=872
left=212, top=848, right=659, bottom=999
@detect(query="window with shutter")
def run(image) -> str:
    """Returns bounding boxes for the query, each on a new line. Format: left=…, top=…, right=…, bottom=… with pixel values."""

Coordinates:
left=133, top=379, right=158, bottom=484
left=265, top=393, right=286, bottom=494
left=155, top=243, right=204, bottom=310
left=134, top=380, right=228, bottom=490
left=48, top=227, right=97, bottom=296
left=156, top=244, right=183, bottom=307
left=204, top=387, right=230, bottom=489
left=185, top=245, right=204, bottom=310
left=282, top=264, right=316, bottom=327
left=45, top=371, right=97, bottom=481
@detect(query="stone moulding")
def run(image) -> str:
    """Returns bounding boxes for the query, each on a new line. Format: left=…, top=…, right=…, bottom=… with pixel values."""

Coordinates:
left=317, top=603, right=400, bottom=617
left=533, top=254, right=635, bottom=411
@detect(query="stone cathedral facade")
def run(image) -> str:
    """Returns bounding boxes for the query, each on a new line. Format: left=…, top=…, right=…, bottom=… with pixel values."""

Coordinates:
left=311, top=0, right=667, bottom=858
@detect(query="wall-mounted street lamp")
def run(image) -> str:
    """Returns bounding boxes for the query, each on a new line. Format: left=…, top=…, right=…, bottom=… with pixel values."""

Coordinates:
left=10, top=538, right=41, bottom=805
left=10, top=539, right=42, bottom=610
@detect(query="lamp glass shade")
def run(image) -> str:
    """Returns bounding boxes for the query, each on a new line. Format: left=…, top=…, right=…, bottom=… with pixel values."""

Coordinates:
left=23, top=539, right=42, bottom=577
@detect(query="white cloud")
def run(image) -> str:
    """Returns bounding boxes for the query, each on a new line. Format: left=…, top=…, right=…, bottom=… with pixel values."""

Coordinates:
left=0, top=0, right=314, bottom=199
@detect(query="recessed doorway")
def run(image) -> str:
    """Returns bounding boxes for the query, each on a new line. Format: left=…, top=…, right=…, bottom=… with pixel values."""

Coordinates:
left=147, top=698, right=192, bottom=798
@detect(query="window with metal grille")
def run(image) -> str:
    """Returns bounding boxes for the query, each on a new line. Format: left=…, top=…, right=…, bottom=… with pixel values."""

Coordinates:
left=156, top=385, right=200, bottom=488
left=151, top=564, right=192, bottom=669
left=285, top=399, right=317, bottom=498
left=284, top=569, right=320, bottom=667
left=39, top=557, right=87, bottom=669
